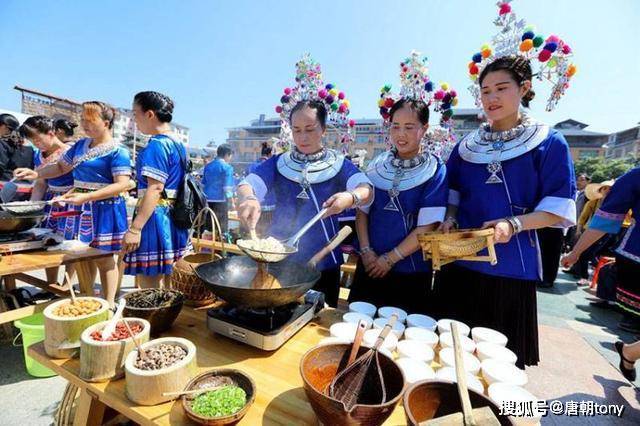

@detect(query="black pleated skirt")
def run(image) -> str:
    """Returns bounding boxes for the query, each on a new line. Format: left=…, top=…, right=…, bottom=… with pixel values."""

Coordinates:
left=436, top=264, right=539, bottom=369
left=348, top=261, right=438, bottom=316
left=615, top=255, right=640, bottom=318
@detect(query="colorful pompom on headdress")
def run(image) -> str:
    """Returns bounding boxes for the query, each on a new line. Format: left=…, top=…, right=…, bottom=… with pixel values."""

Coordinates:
left=274, top=53, right=355, bottom=154
left=467, top=0, right=576, bottom=111
left=378, top=51, right=457, bottom=158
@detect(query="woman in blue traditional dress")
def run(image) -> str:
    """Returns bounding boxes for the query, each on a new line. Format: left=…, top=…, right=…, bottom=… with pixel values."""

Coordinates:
left=121, top=91, right=190, bottom=288
left=19, top=116, right=75, bottom=237
left=237, top=55, right=373, bottom=307
left=437, top=3, right=579, bottom=367
left=15, top=101, right=132, bottom=306
left=563, top=167, right=640, bottom=336
left=18, top=116, right=76, bottom=286
left=348, top=52, right=452, bottom=315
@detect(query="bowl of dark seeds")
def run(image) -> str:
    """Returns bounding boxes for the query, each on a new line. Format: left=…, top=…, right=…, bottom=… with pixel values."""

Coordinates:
left=124, top=337, right=197, bottom=406
left=123, top=289, right=184, bottom=335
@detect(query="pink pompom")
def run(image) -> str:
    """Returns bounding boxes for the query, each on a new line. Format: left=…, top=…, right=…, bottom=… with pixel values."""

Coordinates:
left=449, top=89, right=457, bottom=98
left=348, top=119, right=356, bottom=127
left=561, top=44, right=572, bottom=54
left=499, top=3, right=511, bottom=15
left=318, top=89, right=328, bottom=98
left=538, top=49, right=552, bottom=62
left=338, top=91, right=345, bottom=100
left=546, top=35, right=560, bottom=44
left=338, top=104, right=346, bottom=113
left=434, top=90, right=445, bottom=100
left=275, top=105, right=283, bottom=113
left=284, top=87, right=292, bottom=95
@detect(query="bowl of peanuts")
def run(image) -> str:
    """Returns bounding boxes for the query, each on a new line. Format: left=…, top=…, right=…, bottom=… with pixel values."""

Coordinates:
left=43, top=297, right=110, bottom=359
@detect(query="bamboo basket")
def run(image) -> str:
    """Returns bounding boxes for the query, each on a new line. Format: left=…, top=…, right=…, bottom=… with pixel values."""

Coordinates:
left=170, top=207, right=224, bottom=306
left=418, top=228, right=498, bottom=271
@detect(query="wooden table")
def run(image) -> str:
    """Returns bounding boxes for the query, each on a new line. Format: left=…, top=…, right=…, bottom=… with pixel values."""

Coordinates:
left=0, top=247, right=114, bottom=325
left=28, top=307, right=407, bottom=425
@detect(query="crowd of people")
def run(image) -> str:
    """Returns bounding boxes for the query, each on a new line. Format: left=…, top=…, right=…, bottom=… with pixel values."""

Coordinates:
left=0, top=1, right=638, bottom=382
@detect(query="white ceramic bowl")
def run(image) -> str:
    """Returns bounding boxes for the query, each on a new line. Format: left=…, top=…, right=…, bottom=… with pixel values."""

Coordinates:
left=437, top=319, right=470, bottom=336
left=363, top=328, right=399, bottom=352
left=439, top=348, right=481, bottom=375
left=377, top=306, right=408, bottom=323
left=481, top=359, right=528, bottom=386
left=439, top=332, right=477, bottom=353
left=471, top=327, right=508, bottom=347
left=396, top=357, right=435, bottom=384
left=435, top=367, right=485, bottom=395
left=404, top=327, right=439, bottom=347
left=329, top=322, right=358, bottom=341
left=488, top=383, right=542, bottom=424
left=342, top=312, right=374, bottom=329
left=373, top=317, right=406, bottom=338
left=396, top=340, right=435, bottom=363
left=406, top=314, right=437, bottom=331
left=348, top=301, right=377, bottom=318
left=476, top=342, right=518, bottom=364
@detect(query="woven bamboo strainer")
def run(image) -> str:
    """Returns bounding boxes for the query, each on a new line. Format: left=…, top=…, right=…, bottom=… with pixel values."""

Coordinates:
left=418, top=228, right=498, bottom=271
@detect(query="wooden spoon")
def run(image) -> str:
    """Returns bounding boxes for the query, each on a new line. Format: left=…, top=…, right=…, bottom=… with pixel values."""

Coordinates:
left=347, top=320, right=368, bottom=366
left=65, top=272, right=77, bottom=305
left=121, top=318, right=146, bottom=361
left=163, top=385, right=225, bottom=397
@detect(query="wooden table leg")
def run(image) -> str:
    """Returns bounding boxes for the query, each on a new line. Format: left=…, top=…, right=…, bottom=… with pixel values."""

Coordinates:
left=3, top=275, right=17, bottom=292
left=75, top=261, right=95, bottom=297
left=73, top=388, right=106, bottom=426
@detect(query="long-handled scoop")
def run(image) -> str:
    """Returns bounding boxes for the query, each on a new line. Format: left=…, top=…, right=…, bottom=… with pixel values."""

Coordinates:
left=421, top=323, right=500, bottom=426
left=0, top=178, right=19, bottom=203
left=251, top=226, right=353, bottom=290
left=329, top=313, right=398, bottom=411
left=237, top=207, right=328, bottom=263
left=101, top=298, right=126, bottom=340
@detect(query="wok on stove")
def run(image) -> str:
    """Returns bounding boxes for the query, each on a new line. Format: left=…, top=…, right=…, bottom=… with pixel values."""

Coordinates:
left=0, top=211, right=44, bottom=235
left=195, top=256, right=321, bottom=309
left=195, top=226, right=352, bottom=309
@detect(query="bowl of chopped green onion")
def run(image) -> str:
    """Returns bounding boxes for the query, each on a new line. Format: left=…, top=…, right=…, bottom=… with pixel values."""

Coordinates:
left=182, top=369, right=256, bottom=425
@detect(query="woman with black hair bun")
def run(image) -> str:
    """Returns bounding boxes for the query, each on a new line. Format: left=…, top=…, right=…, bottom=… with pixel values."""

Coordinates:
left=54, top=119, right=78, bottom=145
left=120, top=91, right=190, bottom=289
left=237, top=55, right=373, bottom=307
left=437, top=3, right=578, bottom=368
left=19, top=116, right=76, bottom=286
left=19, top=116, right=75, bottom=236
left=0, top=113, right=35, bottom=197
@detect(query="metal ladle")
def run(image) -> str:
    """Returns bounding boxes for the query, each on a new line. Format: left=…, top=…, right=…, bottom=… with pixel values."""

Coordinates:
left=237, top=208, right=328, bottom=263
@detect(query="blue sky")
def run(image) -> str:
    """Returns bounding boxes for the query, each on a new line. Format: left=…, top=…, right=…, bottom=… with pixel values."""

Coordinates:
left=1, top=0, right=638, bottom=146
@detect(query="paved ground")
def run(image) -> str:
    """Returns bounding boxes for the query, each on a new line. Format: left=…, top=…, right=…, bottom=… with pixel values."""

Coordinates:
left=0, top=269, right=639, bottom=425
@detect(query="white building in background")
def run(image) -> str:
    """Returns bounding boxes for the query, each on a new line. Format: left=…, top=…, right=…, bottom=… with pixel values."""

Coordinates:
left=114, top=108, right=190, bottom=161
